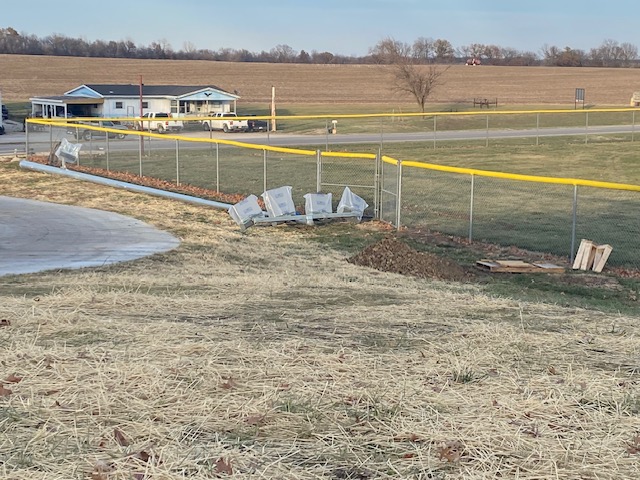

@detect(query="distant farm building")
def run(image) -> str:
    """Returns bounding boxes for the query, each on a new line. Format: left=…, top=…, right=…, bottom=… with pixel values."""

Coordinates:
left=30, top=84, right=240, bottom=119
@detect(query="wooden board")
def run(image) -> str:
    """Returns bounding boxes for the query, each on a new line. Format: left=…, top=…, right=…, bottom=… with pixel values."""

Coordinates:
left=476, top=259, right=564, bottom=274
left=573, top=239, right=590, bottom=270
left=592, top=244, right=613, bottom=273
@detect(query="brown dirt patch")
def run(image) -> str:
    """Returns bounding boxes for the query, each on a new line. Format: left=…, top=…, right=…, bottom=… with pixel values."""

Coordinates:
left=347, top=237, right=468, bottom=281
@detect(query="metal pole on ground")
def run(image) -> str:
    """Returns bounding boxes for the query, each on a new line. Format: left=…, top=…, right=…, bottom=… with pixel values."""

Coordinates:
left=536, top=113, right=540, bottom=147
left=632, top=111, right=636, bottom=142
left=106, top=133, right=110, bottom=171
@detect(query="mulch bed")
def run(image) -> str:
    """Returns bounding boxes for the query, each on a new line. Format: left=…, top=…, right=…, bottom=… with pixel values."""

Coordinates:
left=347, top=237, right=469, bottom=282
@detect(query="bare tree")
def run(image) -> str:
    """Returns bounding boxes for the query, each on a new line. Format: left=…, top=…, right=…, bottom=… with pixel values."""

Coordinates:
left=433, top=39, right=455, bottom=63
left=270, top=44, right=297, bottom=63
left=370, top=37, right=449, bottom=112
left=369, top=37, right=412, bottom=64
left=412, top=37, right=435, bottom=63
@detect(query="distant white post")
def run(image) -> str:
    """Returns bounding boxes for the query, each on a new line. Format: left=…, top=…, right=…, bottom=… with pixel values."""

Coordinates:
left=270, top=86, right=276, bottom=132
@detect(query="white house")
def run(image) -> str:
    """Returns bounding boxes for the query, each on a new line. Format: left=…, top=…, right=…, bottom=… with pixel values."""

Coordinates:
left=30, top=84, right=240, bottom=119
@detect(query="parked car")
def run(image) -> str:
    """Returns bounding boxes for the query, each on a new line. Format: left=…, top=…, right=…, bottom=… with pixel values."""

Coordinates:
left=67, top=120, right=129, bottom=140
left=245, top=114, right=268, bottom=132
left=136, top=112, right=183, bottom=133
left=201, top=112, right=248, bottom=133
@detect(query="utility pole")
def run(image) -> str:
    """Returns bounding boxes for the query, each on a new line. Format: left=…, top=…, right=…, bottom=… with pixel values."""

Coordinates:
left=270, top=86, right=276, bottom=132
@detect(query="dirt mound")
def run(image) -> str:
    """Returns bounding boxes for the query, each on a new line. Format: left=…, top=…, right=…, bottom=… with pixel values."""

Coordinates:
left=347, top=237, right=467, bottom=281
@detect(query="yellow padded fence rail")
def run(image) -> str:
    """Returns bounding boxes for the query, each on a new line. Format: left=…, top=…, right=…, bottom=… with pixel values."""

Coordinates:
left=28, top=112, right=640, bottom=193
left=382, top=156, right=640, bottom=192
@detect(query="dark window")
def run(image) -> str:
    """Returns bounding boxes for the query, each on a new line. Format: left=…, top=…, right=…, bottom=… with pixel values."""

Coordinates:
left=115, top=101, right=123, bottom=109
left=142, top=101, right=149, bottom=109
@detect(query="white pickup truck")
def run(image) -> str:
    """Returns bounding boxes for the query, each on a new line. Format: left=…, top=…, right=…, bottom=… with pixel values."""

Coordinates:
left=137, top=112, right=184, bottom=133
left=201, top=112, right=248, bottom=133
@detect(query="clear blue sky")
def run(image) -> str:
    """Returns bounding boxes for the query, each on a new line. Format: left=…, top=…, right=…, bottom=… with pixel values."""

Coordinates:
left=4, top=0, right=638, bottom=56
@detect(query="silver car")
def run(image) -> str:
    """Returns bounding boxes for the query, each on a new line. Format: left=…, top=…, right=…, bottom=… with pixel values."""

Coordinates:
left=68, top=120, right=129, bottom=140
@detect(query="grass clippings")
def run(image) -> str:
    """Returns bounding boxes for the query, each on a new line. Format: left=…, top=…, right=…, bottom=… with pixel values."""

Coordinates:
left=1, top=162, right=640, bottom=479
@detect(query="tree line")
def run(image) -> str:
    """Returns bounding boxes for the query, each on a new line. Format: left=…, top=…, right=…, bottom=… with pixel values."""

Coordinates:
left=0, top=27, right=638, bottom=67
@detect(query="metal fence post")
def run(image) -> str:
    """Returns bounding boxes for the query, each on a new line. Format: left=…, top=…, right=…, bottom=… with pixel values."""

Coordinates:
left=536, top=113, right=540, bottom=147
left=485, top=115, right=489, bottom=148
left=316, top=150, right=322, bottom=193
left=175, top=139, right=180, bottom=186
left=106, top=133, right=110, bottom=171
left=138, top=133, right=143, bottom=177
left=215, top=142, right=220, bottom=192
left=378, top=150, right=385, bottom=221
left=263, top=149, right=268, bottom=194
left=433, top=116, right=437, bottom=149
left=373, top=149, right=381, bottom=219
left=325, top=120, right=329, bottom=152
left=25, top=122, right=30, bottom=160
left=585, top=112, right=589, bottom=144
left=49, top=124, right=53, bottom=161
left=632, top=111, right=636, bottom=143
left=570, top=185, right=578, bottom=264
left=469, top=174, right=475, bottom=242
left=395, top=159, right=403, bottom=231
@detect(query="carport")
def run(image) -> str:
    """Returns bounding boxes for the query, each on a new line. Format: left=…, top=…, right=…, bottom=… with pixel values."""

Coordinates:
left=29, top=95, right=104, bottom=118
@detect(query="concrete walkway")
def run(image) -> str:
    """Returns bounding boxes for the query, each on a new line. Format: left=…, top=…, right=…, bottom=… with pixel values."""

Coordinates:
left=0, top=196, right=180, bottom=276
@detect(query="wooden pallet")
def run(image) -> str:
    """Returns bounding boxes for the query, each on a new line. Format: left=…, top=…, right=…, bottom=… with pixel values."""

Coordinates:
left=476, top=259, right=565, bottom=274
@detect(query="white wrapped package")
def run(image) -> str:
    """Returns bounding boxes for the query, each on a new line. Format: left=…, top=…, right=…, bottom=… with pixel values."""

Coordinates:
left=336, top=186, right=368, bottom=218
left=303, top=192, right=332, bottom=214
left=228, top=194, right=265, bottom=226
left=261, top=186, right=296, bottom=217
left=55, top=138, right=82, bottom=168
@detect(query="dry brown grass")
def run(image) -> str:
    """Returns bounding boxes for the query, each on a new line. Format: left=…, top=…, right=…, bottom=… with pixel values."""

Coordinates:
left=1, top=160, right=640, bottom=479
left=1, top=54, right=638, bottom=106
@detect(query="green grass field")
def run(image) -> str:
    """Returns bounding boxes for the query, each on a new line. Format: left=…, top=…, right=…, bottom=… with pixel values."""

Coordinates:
left=32, top=115, right=640, bottom=268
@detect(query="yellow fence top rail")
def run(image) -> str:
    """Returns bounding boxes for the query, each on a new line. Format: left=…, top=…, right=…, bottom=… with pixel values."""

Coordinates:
left=397, top=159, right=640, bottom=192
left=28, top=116, right=640, bottom=192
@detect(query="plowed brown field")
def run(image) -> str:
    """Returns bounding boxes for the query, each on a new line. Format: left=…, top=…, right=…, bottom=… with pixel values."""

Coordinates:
left=1, top=54, right=638, bottom=106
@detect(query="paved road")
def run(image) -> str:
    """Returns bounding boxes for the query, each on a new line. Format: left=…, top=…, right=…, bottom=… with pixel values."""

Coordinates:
left=0, top=196, right=180, bottom=276
left=1, top=123, right=637, bottom=154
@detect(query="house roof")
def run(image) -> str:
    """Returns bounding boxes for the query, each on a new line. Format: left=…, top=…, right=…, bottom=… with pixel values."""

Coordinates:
left=71, top=84, right=237, bottom=98
left=29, top=95, right=104, bottom=105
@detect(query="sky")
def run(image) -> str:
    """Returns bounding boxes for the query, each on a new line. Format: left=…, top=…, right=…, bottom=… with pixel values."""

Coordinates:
left=4, top=0, right=638, bottom=57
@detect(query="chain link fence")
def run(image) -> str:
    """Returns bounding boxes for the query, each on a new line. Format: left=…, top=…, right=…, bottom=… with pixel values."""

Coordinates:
left=383, top=158, right=640, bottom=269
left=25, top=114, right=640, bottom=269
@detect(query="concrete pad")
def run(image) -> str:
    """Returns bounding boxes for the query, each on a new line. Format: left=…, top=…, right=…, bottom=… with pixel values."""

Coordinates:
left=0, top=196, right=180, bottom=276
